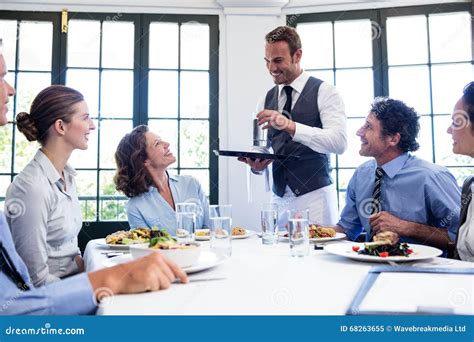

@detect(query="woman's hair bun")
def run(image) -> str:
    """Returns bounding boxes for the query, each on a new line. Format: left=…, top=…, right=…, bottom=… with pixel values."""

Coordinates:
left=16, top=112, right=38, bottom=142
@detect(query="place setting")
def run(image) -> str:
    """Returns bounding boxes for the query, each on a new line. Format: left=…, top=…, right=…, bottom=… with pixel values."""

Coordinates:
left=101, top=203, right=238, bottom=275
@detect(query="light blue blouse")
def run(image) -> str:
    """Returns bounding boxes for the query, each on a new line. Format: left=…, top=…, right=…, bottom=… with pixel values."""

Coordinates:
left=126, top=174, right=210, bottom=235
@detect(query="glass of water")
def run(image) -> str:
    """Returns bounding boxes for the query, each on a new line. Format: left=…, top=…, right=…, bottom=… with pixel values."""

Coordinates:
left=261, top=203, right=278, bottom=245
left=287, top=209, right=310, bottom=257
left=209, top=205, right=232, bottom=258
left=176, top=203, right=198, bottom=244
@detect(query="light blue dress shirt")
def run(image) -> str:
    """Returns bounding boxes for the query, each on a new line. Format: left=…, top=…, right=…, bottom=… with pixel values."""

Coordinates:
left=127, top=174, right=210, bottom=235
left=338, top=153, right=461, bottom=243
left=0, top=213, right=96, bottom=315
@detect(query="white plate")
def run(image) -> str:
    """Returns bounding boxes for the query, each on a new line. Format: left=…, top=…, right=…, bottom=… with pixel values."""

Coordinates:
left=324, top=242, right=443, bottom=262
left=96, top=239, right=135, bottom=250
left=277, top=232, right=346, bottom=243
left=195, top=229, right=256, bottom=241
left=310, top=232, right=346, bottom=243
left=102, top=250, right=226, bottom=274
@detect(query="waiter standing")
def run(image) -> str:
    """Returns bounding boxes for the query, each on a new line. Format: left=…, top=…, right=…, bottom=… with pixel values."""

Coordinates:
left=239, top=26, right=347, bottom=226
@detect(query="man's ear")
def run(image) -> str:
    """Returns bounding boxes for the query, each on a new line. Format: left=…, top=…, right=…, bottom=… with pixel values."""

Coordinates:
left=388, top=132, right=401, bottom=147
left=293, top=48, right=302, bottom=64
left=53, top=119, right=66, bottom=136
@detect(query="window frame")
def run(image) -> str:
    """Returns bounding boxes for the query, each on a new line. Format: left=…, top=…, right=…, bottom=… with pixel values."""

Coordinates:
left=290, top=2, right=473, bottom=208
left=0, top=10, right=219, bottom=230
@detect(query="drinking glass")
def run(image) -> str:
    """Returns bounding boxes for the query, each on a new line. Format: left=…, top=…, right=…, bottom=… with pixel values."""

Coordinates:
left=209, top=205, right=232, bottom=258
left=176, top=203, right=197, bottom=244
left=261, top=203, right=278, bottom=245
left=287, top=209, right=310, bottom=257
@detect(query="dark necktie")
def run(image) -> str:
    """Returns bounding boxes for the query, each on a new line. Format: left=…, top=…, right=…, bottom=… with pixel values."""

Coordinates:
left=0, top=241, right=30, bottom=291
left=282, top=85, right=293, bottom=118
left=371, top=167, right=385, bottom=215
left=451, top=175, right=473, bottom=259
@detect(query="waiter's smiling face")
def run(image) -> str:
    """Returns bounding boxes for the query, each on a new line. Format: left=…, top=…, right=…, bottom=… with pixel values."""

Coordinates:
left=264, top=41, right=301, bottom=85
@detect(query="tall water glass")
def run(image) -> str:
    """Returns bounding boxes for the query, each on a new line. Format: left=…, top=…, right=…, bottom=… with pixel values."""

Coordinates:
left=176, top=203, right=197, bottom=244
left=261, top=203, right=278, bottom=245
left=287, top=209, right=310, bottom=257
left=209, top=205, right=232, bottom=258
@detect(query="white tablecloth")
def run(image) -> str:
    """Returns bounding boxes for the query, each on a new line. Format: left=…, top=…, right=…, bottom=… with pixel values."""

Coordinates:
left=83, top=236, right=473, bottom=315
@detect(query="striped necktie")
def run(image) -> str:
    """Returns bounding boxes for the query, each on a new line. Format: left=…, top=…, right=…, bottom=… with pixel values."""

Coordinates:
left=371, top=167, right=385, bottom=215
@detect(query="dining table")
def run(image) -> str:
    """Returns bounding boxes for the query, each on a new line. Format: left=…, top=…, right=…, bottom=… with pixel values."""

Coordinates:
left=83, top=234, right=474, bottom=315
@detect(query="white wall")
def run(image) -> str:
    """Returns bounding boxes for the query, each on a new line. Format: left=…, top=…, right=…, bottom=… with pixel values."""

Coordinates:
left=0, top=0, right=469, bottom=229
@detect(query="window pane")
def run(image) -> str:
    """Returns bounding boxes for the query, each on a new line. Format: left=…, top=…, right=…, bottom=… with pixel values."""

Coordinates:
left=18, top=21, right=52, bottom=71
left=0, top=20, right=18, bottom=68
left=100, top=170, right=121, bottom=197
left=0, top=124, right=12, bottom=173
left=69, top=119, right=98, bottom=169
left=335, top=19, right=373, bottom=68
left=16, top=72, right=51, bottom=113
left=5, top=73, right=15, bottom=122
left=102, top=21, right=134, bottom=69
left=432, top=63, right=473, bottom=115
left=149, top=22, right=178, bottom=69
left=81, top=200, right=97, bottom=221
left=335, top=68, right=374, bottom=117
left=0, top=175, right=11, bottom=198
left=100, top=199, right=127, bottom=221
left=337, top=168, right=357, bottom=192
left=180, top=169, right=209, bottom=198
left=75, top=170, right=97, bottom=197
left=411, top=115, right=433, bottom=162
left=67, top=20, right=100, bottom=68
left=66, top=69, right=100, bottom=117
left=100, top=70, right=133, bottom=118
left=180, top=120, right=209, bottom=168
left=180, top=71, right=209, bottom=118
left=307, top=70, right=334, bottom=86
left=388, top=65, right=430, bottom=114
left=99, top=120, right=133, bottom=168
left=434, top=115, right=471, bottom=167
left=148, top=70, right=178, bottom=118
left=180, top=22, right=209, bottom=70
left=429, top=12, right=472, bottom=63
left=148, top=119, right=178, bottom=165
left=14, top=125, right=39, bottom=173
left=298, top=22, right=333, bottom=69
left=387, top=15, right=428, bottom=65
left=448, top=167, right=474, bottom=188
left=338, top=118, right=371, bottom=168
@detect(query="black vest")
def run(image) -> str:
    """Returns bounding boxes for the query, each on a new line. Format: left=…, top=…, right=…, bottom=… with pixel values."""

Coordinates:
left=265, top=76, right=332, bottom=197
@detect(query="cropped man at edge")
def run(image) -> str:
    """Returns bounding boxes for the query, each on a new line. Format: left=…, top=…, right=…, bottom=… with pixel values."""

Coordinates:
left=0, top=42, right=187, bottom=315
left=336, top=97, right=460, bottom=251
left=239, top=26, right=347, bottom=226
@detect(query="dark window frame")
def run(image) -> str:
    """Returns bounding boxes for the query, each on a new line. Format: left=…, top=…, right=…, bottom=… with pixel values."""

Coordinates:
left=0, top=11, right=219, bottom=237
left=289, top=2, right=473, bottom=208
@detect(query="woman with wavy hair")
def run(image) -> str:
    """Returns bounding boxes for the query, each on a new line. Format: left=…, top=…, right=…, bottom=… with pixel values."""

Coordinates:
left=448, top=82, right=474, bottom=261
left=114, top=125, right=210, bottom=235
left=5, top=85, right=95, bottom=286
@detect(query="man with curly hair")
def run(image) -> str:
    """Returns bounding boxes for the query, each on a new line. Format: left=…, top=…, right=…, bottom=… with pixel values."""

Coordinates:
left=336, top=98, right=461, bottom=251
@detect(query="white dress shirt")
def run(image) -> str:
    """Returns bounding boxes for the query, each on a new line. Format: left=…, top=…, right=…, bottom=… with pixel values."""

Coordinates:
left=5, top=149, right=82, bottom=286
left=457, top=184, right=474, bottom=262
left=255, top=71, right=347, bottom=225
